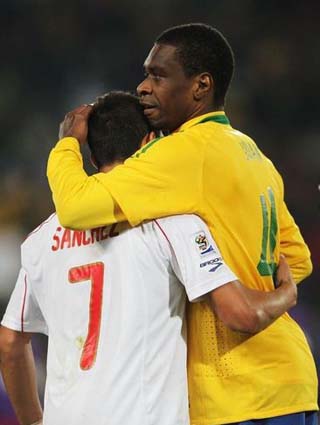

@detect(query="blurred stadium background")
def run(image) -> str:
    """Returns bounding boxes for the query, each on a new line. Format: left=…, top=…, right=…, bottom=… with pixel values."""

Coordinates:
left=0, top=1, right=319, bottom=423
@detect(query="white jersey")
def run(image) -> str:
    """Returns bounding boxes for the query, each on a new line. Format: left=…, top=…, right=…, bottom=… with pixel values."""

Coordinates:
left=2, top=213, right=237, bottom=425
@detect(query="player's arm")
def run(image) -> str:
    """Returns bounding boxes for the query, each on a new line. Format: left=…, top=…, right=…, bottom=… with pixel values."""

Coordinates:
left=157, top=216, right=296, bottom=335
left=267, top=163, right=313, bottom=284
left=47, top=105, right=200, bottom=229
left=0, top=326, right=43, bottom=425
left=47, top=136, right=125, bottom=229
left=207, top=255, right=297, bottom=334
left=47, top=105, right=125, bottom=229
left=1, top=265, right=47, bottom=425
left=279, top=200, right=312, bottom=284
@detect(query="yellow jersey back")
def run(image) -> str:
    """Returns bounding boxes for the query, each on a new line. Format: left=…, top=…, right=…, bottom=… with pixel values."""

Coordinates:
left=183, top=115, right=317, bottom=424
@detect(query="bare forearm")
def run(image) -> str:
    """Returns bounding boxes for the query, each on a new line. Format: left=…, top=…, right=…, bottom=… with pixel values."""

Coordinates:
left=247, top=281, right=297, bottom=333
left=0, top=342, right=42, bottom=425
left=210, top=272, right=296, bottom=334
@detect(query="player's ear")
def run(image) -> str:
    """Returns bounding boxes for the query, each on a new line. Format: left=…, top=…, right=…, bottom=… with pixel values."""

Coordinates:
left=140, top=131, right=156, bottom=147
left=193, top=72, right=213, bottom=101
left=90, top=153, right=98, bottom=170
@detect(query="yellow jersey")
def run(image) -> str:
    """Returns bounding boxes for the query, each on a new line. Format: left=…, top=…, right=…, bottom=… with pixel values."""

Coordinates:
left=47, top=112, right=317, bottom=423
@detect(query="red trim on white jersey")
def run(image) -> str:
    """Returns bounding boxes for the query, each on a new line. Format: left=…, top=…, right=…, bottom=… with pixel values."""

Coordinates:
left=154, top=219, right=172, bottom=246
left=21, top=274, right=27, bottom=332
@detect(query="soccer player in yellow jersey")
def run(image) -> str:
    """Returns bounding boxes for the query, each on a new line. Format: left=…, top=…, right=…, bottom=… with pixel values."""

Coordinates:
left=47, top=24, right=318, bottom=425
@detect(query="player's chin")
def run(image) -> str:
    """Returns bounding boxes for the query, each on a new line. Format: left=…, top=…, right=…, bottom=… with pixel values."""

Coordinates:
left=146, top=115, right=165, bottom=130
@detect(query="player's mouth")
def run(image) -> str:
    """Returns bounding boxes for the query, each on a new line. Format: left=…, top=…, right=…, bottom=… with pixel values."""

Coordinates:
left=141, top=102, right=158, bottom=117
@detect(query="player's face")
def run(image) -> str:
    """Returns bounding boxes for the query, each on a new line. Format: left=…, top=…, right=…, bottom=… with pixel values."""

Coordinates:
left=137, top=44, right=197, bottom=133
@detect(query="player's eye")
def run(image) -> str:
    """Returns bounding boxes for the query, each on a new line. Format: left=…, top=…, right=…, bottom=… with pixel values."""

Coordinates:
left=143, top=70, right=163, bottom=82
left=151, top=74, right=162, bottom=81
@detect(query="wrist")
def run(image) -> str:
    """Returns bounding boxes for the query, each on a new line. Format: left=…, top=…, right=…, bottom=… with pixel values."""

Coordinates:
left=278, top=280, right=297, bottom=308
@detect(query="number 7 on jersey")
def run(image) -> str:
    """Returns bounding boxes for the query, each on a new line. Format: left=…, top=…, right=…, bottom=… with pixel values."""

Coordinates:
left=68, top=262, right=104, bottom=370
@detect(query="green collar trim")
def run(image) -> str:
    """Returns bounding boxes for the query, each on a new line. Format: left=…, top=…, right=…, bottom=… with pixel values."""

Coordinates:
left=133, top=114, right=230, bottom=159
left=134, top=136, right=162, bottom=158
left=198, top=114, right=230, bottom=125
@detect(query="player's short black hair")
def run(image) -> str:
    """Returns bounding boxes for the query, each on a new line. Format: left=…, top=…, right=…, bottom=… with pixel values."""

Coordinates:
left=87, top=91, right=151, bottom=168
left=156, top=23, right=235, bottom=107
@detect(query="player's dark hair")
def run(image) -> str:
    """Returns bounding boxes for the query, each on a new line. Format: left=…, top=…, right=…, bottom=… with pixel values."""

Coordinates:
left=87, top=91, right=151, bottom=168
left=156, top=23, right=235, bottom=108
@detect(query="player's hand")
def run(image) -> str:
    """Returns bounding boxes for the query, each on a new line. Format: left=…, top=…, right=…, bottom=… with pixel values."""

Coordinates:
left=59, top=104, right=93, bottom=145
left=29, top=419, right=43, bottom=425
left=275, top=255, right=297, bottom=303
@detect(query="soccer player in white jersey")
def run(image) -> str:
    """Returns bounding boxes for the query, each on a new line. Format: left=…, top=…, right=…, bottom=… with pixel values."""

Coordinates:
left=0, top=92, right=296, bottom=425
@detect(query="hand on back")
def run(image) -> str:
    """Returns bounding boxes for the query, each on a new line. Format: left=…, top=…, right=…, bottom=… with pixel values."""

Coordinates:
left=275, top=254, right=297, bottom=304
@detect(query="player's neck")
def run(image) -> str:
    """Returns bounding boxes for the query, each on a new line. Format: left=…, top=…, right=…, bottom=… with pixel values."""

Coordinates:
left=100, top=161, right=123, bottom=173
left=184, top=103, right=224, bottom=126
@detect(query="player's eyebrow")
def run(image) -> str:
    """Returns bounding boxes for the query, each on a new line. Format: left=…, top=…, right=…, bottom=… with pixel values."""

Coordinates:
left=144, top=64, right=166, bottom=75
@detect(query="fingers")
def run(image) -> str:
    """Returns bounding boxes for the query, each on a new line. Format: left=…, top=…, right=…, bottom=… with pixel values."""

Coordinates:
left=77, top=104, right=93, bottom=119
left=278, top=255, right=285, bottom=266
left=278, top=254, right=288, bottom=267
left=149, top=131, right=157, bottom=140
left=277, top=258, right=289, bottom=276
left=64, top=104, right=93, bottom=120
left=276, top=255, right=288, bottom=283
left=58, top=104, right=93, bottom=143
left=276, top=254, right=294, bottom=288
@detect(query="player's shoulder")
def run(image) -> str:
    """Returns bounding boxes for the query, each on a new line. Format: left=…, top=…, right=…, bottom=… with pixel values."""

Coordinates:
left=154, top=215, right=217, bottom=260
left=131, top=129, right=199, bottom=161
left=155, top=214, right=209, bottom=236
left=21, top=213, right=59, bottom=269
left=22, top=213, right=58, bottom=249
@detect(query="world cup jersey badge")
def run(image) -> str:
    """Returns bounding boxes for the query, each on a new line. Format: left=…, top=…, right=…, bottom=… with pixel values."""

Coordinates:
left=194, top=232, right=215, bottom=256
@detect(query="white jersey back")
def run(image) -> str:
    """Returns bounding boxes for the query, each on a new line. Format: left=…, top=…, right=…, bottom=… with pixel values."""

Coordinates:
left=2, top=214, right=237, bottom=425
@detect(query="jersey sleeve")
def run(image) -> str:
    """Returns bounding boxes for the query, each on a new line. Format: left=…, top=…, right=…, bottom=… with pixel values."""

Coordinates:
left=279, top=201, right=313, bottom=284
left=47, top=137, right=124, bottom=229
left=271, top=167, right=313, bottom=283
left=1, top=268, right=48, bottom=335
left=47, top=133, right=202, bottom=229
left=155, top=215, right=238, bottom=302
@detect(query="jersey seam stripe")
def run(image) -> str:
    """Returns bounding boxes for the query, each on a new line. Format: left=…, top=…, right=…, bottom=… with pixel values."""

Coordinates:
left=153, top=219, right=187, bottom=283
left=153, top=219, right=172, bottom=247
left=20, top=274, right=27, bottom=332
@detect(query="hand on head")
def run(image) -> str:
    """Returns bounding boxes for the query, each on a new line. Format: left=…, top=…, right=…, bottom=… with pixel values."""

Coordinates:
left=59, top=104, right=93, bottom=145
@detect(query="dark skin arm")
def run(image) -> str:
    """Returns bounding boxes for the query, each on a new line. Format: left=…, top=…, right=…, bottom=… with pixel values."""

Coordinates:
left=0, top=326, right=43, bottom=425
left=208, top=255, right=297, bottom=334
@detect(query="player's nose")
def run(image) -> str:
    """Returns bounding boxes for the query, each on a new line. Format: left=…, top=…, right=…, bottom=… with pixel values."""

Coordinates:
left=137, top=77, right=152, bottom=97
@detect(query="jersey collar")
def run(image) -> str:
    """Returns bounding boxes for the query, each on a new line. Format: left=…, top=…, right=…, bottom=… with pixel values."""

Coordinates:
left=177, top=111, right=230, bottom=132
